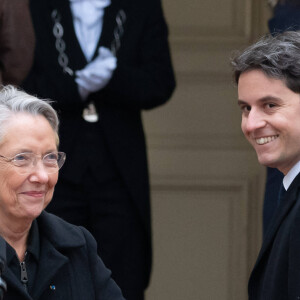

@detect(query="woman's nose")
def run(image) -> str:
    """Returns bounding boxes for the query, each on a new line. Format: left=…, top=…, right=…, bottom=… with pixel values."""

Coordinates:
left=28, top=161, right=49, bottom=183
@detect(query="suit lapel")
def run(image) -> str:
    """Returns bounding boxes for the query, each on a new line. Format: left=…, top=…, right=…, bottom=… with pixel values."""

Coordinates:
left=97, top=0, right=128, bottom=56
left=49, top=0, right=87, bottom=69
left=251, top=172, right=300, bottom=272
left=48, top=0, right=127, bottom=66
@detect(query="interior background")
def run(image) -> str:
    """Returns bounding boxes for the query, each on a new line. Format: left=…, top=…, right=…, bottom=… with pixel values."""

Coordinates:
left=143, top=1, right=271, bottom=299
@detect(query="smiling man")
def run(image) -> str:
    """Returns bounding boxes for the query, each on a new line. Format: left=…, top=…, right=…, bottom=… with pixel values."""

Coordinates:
left=231, top=31, right=300, bottom=299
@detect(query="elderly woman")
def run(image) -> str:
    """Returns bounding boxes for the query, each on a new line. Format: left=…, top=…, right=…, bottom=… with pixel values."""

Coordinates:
left=0, top=85, right=125, bottom=299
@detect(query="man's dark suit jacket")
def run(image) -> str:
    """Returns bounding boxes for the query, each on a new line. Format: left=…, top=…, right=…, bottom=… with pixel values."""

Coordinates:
left=23, top=0, right=176, bottom=291
left=249, top=172, right=300, bottom=299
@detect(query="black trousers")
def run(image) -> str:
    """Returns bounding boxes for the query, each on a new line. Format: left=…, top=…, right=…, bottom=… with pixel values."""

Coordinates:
left=47, top=122, right=146, bottom=300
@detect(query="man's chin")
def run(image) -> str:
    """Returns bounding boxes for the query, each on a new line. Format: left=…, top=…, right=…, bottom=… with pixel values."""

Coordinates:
left=257, top=156, right=277, bottom=168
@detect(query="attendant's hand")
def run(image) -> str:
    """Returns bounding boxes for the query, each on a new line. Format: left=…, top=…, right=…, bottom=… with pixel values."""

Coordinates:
left=75, top=47, right=117, bottom=100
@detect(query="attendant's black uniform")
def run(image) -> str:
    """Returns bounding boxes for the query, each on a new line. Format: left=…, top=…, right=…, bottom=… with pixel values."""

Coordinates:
left=23, top=0, right=176, bottom=299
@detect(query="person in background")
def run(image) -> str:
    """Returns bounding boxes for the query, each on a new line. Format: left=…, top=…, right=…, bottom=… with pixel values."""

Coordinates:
left=263, top=0, right=300, bottom=236
left=22, top=0, right=176, bottom=299
left=268, top=0, right=300, bottom=33
left=231, top=30, right=300, bottom=299
left=0, top=85, right=125, bottom=300
left=0, top=0, right=34, bottom=85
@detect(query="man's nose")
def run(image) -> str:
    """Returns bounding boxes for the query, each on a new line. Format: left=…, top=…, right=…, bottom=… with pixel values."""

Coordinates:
left=243, top=109, right=266, bottom=133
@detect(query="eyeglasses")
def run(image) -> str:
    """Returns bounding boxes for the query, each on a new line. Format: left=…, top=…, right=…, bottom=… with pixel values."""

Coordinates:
left=0, top=152, right=66, bottom=174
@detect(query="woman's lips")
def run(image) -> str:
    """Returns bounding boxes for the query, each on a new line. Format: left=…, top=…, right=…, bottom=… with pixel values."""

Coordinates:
left=22, top=191, right=45, bottom=197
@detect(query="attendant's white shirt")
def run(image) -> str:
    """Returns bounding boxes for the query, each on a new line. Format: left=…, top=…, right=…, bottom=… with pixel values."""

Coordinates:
left=283, top=160, right=300, bottom=191
left=69, top=0, right=111, bottom=62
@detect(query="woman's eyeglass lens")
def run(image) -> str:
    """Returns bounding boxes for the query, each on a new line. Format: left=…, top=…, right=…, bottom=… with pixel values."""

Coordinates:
left=0, top=152, right=66, bottom=174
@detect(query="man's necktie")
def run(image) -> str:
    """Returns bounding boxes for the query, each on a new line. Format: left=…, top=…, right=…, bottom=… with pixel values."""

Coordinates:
left=278, top=182, right=286, bottom=207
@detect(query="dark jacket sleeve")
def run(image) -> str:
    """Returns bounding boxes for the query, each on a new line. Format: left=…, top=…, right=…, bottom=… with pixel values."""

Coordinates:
left=80, top=227, right=126, bottom=300
left=0, top=0, right=35, bottom=85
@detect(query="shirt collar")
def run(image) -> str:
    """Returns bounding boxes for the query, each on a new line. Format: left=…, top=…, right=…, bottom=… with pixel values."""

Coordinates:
left=283, top=160, right=300, bottom=191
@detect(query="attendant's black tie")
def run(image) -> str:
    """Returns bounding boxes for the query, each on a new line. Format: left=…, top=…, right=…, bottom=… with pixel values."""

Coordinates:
left=278, top=182, right=286, bottom=207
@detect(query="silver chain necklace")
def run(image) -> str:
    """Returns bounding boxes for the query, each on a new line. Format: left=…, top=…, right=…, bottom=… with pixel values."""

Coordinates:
left=51, top=8, right=126, bottom=76
left=111, top=9, right=126, bottom=55
left=51, top=9, right=74, bottom=76
left=51, top=8, right=126, bottom=122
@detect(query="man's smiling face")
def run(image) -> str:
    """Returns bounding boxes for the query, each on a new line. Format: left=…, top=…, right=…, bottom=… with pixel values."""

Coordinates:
left=238, top=69, right=300, bottom=175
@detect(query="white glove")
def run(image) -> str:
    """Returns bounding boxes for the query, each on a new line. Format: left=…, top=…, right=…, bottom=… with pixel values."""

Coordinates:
left=75, top=46, right=117, bottom=100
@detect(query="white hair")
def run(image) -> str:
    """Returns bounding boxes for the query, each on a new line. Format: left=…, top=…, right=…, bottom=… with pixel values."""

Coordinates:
left=0, top=85, right=59, bottom=143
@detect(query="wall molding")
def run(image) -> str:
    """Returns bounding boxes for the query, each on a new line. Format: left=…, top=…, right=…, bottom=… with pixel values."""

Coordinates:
left=147, top=133, right=250, bottom=151
left=147, top=176, right=263, bottom=299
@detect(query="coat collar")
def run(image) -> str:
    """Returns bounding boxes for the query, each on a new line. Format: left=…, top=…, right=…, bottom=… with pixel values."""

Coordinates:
left=3, top=211, right=86, bottom=299
left=36, top=210, right=86, bottom=249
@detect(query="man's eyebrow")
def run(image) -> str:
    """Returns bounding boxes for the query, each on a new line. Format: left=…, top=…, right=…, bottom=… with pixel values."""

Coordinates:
left=237, top=100, right=247, bottom=106
left=259, top=96, right=282, bottom=102
left=237, top=96, right=282, bottom=106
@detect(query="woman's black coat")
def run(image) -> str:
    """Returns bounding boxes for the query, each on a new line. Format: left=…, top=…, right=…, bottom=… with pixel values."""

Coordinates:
left=2, top=211, right=125, bottom=300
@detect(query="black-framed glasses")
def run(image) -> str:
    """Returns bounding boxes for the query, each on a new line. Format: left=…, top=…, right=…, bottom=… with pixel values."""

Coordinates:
left=0, top=152, right=66, bottom=174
